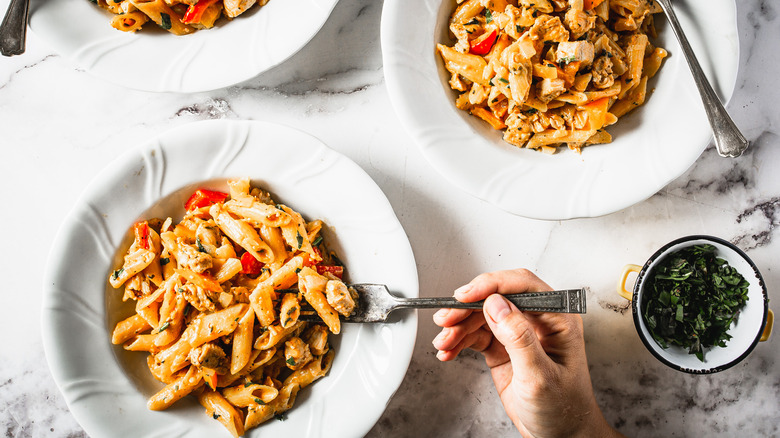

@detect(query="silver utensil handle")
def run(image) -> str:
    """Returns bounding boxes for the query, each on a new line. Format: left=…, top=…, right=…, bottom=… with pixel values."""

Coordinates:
left=0, top=0, right=29, bottom=57
left=395, top=289, right=587, bottom=314
left=656, top=0, right=748, bottom=158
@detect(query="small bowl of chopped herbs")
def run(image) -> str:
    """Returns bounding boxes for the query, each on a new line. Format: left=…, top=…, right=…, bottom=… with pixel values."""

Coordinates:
left=618, top=235, right=773, bottom=373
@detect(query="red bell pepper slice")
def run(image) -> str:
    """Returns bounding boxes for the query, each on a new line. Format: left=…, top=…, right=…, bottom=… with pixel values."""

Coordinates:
left=240, top=252, right=265, bottom=275
left=469, top=29, right=498, bottom=56
left=134, top=222, right=151, bottom=250
left=316, top=265, right=344, bottom=279
left=182, top=0, right=220, bottom=24
left=184, top=189, right=229, bottom=211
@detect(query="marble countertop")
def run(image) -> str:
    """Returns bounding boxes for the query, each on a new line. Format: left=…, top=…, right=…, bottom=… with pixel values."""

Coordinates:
left=1, top=0, right=778, bottom=436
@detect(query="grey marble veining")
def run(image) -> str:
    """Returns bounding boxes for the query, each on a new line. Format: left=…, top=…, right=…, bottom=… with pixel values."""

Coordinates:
left=1, top=0, right=778, bottom=437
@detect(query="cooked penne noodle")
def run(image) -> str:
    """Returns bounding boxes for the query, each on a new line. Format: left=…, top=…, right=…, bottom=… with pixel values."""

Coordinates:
left=107, top=179, right=352, bottom=436
left=439, top=0, right=667, bottom=153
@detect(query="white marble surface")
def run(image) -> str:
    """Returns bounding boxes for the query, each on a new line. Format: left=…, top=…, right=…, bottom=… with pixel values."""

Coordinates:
left=1, top=0, right=778, bottom=437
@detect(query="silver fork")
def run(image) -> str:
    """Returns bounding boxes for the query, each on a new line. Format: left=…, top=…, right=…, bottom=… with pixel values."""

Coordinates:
left=654, top=0, right=748, bottom=157
left=0, top=0, right=29, bottom=56
left=296, top=284, right=587, bottom=323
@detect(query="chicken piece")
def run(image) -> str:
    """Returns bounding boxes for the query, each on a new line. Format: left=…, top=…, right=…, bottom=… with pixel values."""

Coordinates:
left=284, top=337, right=313, bottom=371
left=564, top=8, right=596, bottom=39
left=195, top=222, right=220, bottom=256
left=223, top=0, right=256, bottom=18
left=503, top=127, right=532, bottom=148
left=303, top=325, right=330, bottom=356
left=179, top=282, right=218, bottom=313
left=591, top=55, right=615, bottom=89
left=528, top=15, right=569, bottom=43
left=469, top=83, right=490, bottom=105
left=325, top=281, right=356, bottom=317
left=189, top=343, right=228, bottom=375
left=179, top=242, right=213, bottom=273
left=556, top=41, right=594, bottom=67
left=518, top=0, right=553, bottom=13
left=537, top=78, right=567, bottom=103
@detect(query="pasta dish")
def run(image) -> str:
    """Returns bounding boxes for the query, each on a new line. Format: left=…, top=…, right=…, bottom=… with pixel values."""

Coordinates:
left=94, top=0, right=269, bottom=35
left=108, top=178, right=356, bottom=437
left=438, top=0, right=668, bottom=153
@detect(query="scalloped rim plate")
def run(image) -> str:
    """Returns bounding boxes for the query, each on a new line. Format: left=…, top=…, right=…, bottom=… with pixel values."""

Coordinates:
left=29, top=0, right=339, bottom=92
left=381, top=0, right=740, bottom=220
left=41, top=119, right=418, bottom=438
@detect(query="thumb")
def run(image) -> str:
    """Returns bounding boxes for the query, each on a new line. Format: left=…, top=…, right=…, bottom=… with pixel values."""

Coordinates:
left=483, top=294, right=550, bottom=373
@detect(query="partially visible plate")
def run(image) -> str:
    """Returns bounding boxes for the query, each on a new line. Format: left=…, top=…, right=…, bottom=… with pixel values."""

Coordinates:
left=41, top=120, right=418, bottom=438
left=381, top=0, right=740, bottom=220
left=29, top=0, right=338, bottom=92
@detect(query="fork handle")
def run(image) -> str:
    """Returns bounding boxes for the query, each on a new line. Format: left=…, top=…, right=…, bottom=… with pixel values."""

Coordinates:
left=0, top=0, right=29, bottom=56
left=394, top=288, right=587, bottom=314
left=655, top=0, right=748, bottom=157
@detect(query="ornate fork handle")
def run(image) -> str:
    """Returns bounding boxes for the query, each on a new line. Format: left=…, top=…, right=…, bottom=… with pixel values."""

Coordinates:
left=394, top=289, right=587, bottom=314
left=0, top=0, right=29, bottom=56
left=655, top=0, right=748, bottom=157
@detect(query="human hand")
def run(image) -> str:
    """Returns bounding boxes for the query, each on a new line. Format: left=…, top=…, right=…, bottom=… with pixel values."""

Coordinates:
left=432, top=269, right=622, bottom=438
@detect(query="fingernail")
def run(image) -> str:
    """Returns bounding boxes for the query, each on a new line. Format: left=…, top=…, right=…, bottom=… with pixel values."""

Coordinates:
left=432, top=328, right=449, bottom=346
left=436, top=350, right=448, bottom=361
left=454, top=283, right=473, bottom=297
left=433, top=308, right=450, bottom=320
left=484, top=295, right=512, bottom=323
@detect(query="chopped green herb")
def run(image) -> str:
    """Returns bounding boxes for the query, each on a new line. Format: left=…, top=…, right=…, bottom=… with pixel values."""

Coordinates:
left=485, top=10, right=493, bottom=24
left=643, top=244, right=749, bottom=361
left=254, top=397, right=266, bottom=405
left=497, top=77, right=509, bottom=84
left=296, top=231, right=303, bottom=249
left=159, top=13, right=172, bottom=30
left=213, top=413, right=220, bottom=420
left=196, top=238, right=207, bottom=253
left=295, top=267, right=301, bottom=274
left=312, top=236, right=323, bottom=247
left=111, top=268, right=124, bottom=281
left=558, top=56, right=577, bottom=66
left=274, top=413, right=288, bottom=421
left=286, top=357, right=296, bottom=366
left=465, top=18, right=479, bottom=26
left=160, top=257, right=170, bottom=266
left=158, top=321, right=170, bottom=332
left=244, top=381, right=253, bottom=387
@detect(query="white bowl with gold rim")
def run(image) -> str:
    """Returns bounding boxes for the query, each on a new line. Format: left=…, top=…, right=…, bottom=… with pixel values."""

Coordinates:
left=617, top=235, right=773, bottom=373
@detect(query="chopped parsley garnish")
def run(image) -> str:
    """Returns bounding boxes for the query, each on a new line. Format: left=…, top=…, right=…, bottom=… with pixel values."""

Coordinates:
left=643, top=244, right=750, bottom=361
left=196, top=238, right=207, bottom=253
left=485, top=10, right=493, bottom=24
left=111, top=268, right=124, bottom=281
left=213, top=413, right=220, bottom=420
left=312, top=235, right=323, bottom=247
left=497, top=77, right=509, bottom=84
left=274, top=413, right=288, bottom=421
left=286, top=357, right=296, bottom=366
left=254, top=398, right=266, bottom=405
left=158, top=321, right=170, bottom=332
left=159, top=13, right=172, bottom=30
left=160, top=257, right=170, bottom=266
left=296, top=231, right=303, bottom=249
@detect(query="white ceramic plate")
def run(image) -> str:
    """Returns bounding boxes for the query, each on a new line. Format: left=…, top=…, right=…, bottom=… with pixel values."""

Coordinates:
left=381, top=0, right=740, bottom=220
left=41, top=120, right=418, bottom=438
left=29, top=0, right=339, bottom=92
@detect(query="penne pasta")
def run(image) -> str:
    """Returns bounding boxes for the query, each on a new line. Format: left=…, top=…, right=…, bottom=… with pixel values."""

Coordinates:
left=438, top=0, right=667, bottom=153
left=107, top=179, right=353, bottom=436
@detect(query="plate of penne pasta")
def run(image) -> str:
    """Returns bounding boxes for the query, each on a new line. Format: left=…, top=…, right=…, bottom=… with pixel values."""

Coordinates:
left=382, top=0, right=740, bottom=219
left=28, top=0, right=339, bottom=92
left=42, top=120, right=418, bottom=437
